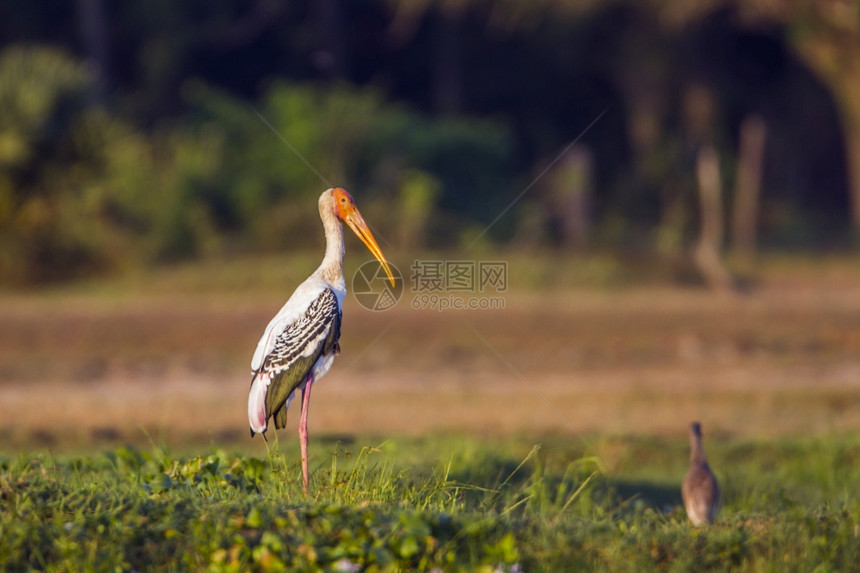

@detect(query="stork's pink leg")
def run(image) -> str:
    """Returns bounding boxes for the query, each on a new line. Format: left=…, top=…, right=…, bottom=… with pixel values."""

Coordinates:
left=298, top=374, right=314, bottom=494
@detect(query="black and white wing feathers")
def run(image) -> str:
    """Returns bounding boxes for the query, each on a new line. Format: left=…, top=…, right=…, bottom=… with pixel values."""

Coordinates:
left=248, top=288, right=341, bottom=435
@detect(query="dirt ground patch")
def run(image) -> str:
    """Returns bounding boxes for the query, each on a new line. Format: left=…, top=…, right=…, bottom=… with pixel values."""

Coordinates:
left=2, top=279, right=860, bottom=450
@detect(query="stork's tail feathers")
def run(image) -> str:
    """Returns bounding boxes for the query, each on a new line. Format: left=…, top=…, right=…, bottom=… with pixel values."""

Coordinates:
left=249, top=371, right=271, bottom=436
left=249, top=427, right=269, bottom=440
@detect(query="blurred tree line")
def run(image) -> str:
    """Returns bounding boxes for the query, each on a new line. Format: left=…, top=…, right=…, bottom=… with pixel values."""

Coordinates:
left=0, top=0, right=857, bottom=284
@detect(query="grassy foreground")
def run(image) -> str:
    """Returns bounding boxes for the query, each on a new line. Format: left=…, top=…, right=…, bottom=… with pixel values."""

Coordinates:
left=1, top=435, right=858, bottom=572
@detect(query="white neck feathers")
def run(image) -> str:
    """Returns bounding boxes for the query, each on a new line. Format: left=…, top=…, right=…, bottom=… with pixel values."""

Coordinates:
left=316, top=192, right=345, bottom=285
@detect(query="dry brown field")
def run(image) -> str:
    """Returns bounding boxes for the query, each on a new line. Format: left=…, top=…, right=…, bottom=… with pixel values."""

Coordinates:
left=2, top=257, right=860, bottom=451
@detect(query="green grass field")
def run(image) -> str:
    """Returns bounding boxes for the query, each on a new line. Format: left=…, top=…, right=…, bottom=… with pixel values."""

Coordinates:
left=2, top=253, right=860, bottom=570
left=2, top=435, right=859, bottom=571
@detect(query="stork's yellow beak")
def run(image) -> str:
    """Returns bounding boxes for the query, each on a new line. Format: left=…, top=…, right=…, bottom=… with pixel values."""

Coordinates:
left=343, top=210, right=396, bottom=287
left=332, top=188, right=395, bottom=286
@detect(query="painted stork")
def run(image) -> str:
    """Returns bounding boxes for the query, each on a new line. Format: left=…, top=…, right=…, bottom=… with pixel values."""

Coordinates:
left=682, top=421, right=720, bottom=525
left=248, top=187, right=395, bottom=493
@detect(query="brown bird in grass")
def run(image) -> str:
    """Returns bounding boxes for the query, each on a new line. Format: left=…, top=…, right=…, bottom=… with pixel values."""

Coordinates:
left=682, top=421, right=719, bottom=525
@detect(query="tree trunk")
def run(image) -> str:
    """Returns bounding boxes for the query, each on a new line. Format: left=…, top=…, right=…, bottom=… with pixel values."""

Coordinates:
left=432, top=13, right=461, bottom=114
left=693, top=146, right=735, bottom=293
left=817, top=69, right=860, bottom=231
left=846, top=122, right=860, bottom=232
left=545, top=145, right=593, bottom=249
left=784, top=10, right=860, bottom=232
left=731, top=115, right=767, bottom=262
left=77, top=0, right=108, bottom=105
left=313, top=0, right=347, bottom=79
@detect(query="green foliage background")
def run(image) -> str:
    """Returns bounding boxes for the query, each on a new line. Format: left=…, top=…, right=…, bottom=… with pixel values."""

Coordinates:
left=1, top=0, right=858, bottom=284
left=0, top=45, right=517, bottom=284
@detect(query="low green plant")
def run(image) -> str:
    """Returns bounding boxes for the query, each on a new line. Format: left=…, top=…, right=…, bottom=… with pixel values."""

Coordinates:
left=1, top=435, right=858, bottom=571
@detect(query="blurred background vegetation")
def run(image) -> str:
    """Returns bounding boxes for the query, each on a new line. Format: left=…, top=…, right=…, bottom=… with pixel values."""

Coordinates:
left=0, top=0, right=858, bottom=285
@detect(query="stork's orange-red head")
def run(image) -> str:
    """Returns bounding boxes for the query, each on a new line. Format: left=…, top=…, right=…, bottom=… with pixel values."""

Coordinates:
left=329, top=187, right=396, bottom=287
